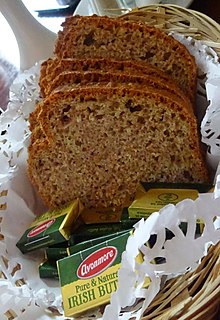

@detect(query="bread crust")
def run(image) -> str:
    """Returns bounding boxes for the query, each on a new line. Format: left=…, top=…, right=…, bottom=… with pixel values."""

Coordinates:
left=46, top=71, right=193, bottom=108
left=39, top=57, right=173, bottom=97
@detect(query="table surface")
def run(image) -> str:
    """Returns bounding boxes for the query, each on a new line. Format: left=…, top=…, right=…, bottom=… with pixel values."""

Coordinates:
left=189, top=0, right=220, bottom=23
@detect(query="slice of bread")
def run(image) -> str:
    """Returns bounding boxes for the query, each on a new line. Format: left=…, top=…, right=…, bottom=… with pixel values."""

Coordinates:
left=28, top=86, right=209, bottom=210
left=54, top=15, right=197, bottom=102
left=54, top=15, right=110, bottom=56
left=31, top=69, right=193, bottom=147
left=39, top=57, right=174, bottom=97
left=45, top=71, right=192, bottom=106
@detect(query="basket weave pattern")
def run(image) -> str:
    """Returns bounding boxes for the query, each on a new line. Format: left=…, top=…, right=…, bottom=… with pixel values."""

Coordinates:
left=121, top=4, right=220, bottom=56
left=142, top=241, right=220, bottom=320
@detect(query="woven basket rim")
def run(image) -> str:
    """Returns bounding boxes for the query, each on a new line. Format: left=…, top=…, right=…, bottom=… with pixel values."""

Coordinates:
left=120, top=4, right=220, bottom=55
left=130, top=4, right=220, bottom=26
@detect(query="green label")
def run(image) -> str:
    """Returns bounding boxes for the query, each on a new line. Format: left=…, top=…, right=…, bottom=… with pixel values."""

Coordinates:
left=62, top=264, right=120, bottom=316
left=17, top=216, right=67, bottom=253
left=58, top=231, right=131, bottom=286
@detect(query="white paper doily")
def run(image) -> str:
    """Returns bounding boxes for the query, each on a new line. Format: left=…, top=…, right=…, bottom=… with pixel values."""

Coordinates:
left=0, top=37, right=220, bottom=320
left=174, top=34, right=220, bottom=169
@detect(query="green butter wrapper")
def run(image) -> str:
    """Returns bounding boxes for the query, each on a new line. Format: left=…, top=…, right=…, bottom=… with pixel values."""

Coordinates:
left=141, top=182, right=212, bottom=193
left=68, top=230, right=129, bottom=255
left=45, top=246, right=69, bottom=260
left=39, top=259, right=59, bottom=279
left=57, top=230, right=143, bottom=317
left=69, top=209, right=138, bottom=245
left=46, top=231, right=129, bottom=261
left=16, top=199, right=83, bottom=253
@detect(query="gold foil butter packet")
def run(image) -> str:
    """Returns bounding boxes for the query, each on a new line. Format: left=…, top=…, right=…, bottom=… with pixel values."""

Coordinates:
left=128, top=182, right=212, bottom=219
left=16, top=199, right=84, bottom=253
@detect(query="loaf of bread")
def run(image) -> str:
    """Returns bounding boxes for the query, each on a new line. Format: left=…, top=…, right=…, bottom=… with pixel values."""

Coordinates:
left=54, top=15, right=197, bottom=102
left=39, top=57, right=173, bottom=97
left=28, top=15, right=210, bottom=211
left=28, top=86, right=209, bottom=210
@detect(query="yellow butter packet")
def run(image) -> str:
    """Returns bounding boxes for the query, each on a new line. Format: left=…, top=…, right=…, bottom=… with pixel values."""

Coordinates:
left=129, top=187, right=198, bottom=219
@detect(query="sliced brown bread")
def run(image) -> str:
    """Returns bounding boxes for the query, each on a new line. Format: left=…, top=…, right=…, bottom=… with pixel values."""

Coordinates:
left=54, top=15, right=197, bottom=102
left=28, top=86, right=209, bottom=210
left=38, top=59, right=50, bottom=85
left=45, top=71, right=192, bottom=107
left=54, top=15, right=109, bottom=56
left=29, top=102, right=46, bottom=144
left=30, top=69, right=193, bottom=147
left=29, top=103, right=42, bottom=132
left=39, top=57, right=174, bottom=97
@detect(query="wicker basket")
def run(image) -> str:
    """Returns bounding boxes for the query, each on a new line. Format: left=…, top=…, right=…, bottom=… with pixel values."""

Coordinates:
left=119, top=5, right=220, bottom=320
left=142, top=241, right=220, bottom=320
left=110, top=4, right=220, bottom=56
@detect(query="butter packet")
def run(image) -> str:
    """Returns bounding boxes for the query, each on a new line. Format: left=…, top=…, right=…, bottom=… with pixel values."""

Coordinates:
left=69, top=209, right=138, bottom=245
left=57, top=230, right=144, bottom=317
left=81, top=207, right=123, bottom=224
left=45, top=244, right=69, bottom=261
left=46, top=230, right=129, bottom=261
left=16, top=199, right=83, bottom=253
left=81, top=184, right=145, bottom=225
left=39, top=259, right=59, bottom=279
left=128, top=182, right=212, bottom=219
